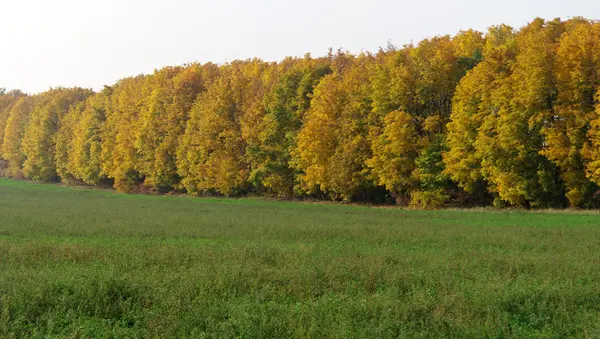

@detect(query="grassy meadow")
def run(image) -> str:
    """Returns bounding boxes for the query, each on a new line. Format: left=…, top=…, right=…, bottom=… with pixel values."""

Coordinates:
left=1, top=178, right=600, bottom=337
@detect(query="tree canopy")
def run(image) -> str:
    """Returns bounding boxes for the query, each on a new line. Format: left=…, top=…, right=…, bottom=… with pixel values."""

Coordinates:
left=3, top=17, right=600, bottom=208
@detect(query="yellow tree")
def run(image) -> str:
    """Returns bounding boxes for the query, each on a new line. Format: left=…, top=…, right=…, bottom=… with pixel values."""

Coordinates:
left=135, top=66, right=182, bottom=191
left=368, top=35, right=470, bottom=205
left=1, top=96, right=35, bottom=177
left=366, top=109, right=419, bottom=200
left=55, top=102, right=86, bottom=183
left=101, top=76, right=148, bottom=192
left=475, top=18, right=565, bottom=207
left=250, top=56, right=331, bottom=196
left=445, top=25, right=515, bottom=195
left=588, top=88, right=600, bottom=184
left=0, top=90, right=25, bottom=158
left=367, top=47, right=420, bottom=202
left=21, top=88, right=91, bottom=182
left=295, top=52, right=377, bottom=201
left=177, top=60, right=269, bottom=195
left=70, top=88, right=112, bottom=185
left=135, top=64, right=219, bottom=191
left=406, top=36, right=465, bottom=206
left=453, top=29, right=485, bottom=72
left=542, top=19, right=600, bottom=207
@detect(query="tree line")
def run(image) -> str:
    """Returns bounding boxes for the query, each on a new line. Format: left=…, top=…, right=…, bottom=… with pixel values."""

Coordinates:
left=2, top=17, right=600, bottom=208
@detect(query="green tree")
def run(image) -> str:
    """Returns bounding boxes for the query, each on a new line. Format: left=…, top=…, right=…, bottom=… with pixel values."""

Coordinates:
left=250, top=56, right=331, bottom=196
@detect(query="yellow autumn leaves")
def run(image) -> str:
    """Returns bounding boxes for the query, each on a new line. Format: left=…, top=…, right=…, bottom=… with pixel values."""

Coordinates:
left=1, top=17, right=600, bottom=208
left=446, top=18, right=600, bottom=207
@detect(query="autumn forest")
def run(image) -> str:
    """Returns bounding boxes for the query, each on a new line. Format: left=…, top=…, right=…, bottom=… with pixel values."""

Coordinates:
left=2, top=17, right=600, bottom=208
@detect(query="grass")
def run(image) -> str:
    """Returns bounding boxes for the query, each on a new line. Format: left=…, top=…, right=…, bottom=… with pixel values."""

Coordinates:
left=1, top=178, right=600, bottom=337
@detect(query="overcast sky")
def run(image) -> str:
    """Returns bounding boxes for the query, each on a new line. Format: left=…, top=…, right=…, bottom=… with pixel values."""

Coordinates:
left=1, top=0, right=599, bottom=94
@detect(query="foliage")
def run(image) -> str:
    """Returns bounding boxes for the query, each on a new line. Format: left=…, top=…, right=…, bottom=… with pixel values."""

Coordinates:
left=136, top=64, right=218, bottom=191
left=295, top=52, right=376, bottom=201
left=21, top=88, right=91, bottom=182
left=70, top=88, right=112, bottom=185
left=3, top=17, right=600, bottom=208
left=177, top=60, right=269, bottom=196
left=1, top=96, right=35, bottom=178
left=55, top=101, right=86, bottom=183
left=101, top=76, right=147, bottom=192
left=250, top=57, right=331, bottom=197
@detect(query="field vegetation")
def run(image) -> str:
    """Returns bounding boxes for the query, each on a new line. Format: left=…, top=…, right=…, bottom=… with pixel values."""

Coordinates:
left=2, top=179, right=600, bottom=337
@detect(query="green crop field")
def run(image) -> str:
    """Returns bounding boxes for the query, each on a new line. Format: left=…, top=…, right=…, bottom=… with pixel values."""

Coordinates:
left=1, top=179, right=600, bottom=338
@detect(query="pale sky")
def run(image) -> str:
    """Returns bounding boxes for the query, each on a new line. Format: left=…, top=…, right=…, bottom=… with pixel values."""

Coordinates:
left=1, top=0, right=599, bottom=94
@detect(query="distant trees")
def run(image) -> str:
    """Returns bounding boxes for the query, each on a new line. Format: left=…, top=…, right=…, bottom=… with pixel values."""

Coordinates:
left=549, top=20, right=600, bottom=207
left=250, top=57, right=331, bottom=197
left=177, top=60, right=267, bottom=196
left=447, top=19, right=600, bottom=208
left=296, top=52, right=375, bottom=201
left=136, top=64, right=219, bottom=191
left=3, top=17, right=600, bottom=208
left=55, top=101, right=86, bottom=183
left=101, top=76, right=147, bottom=192
left=2, top=96, right=34, bottom=178
left=21, top=88, right=91, bottom=181
left=70, top=89, right=111, bottom=185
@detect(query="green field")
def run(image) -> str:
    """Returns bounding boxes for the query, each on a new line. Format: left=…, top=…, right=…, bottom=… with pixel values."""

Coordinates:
left=1, top=179, right=600, bottom=337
